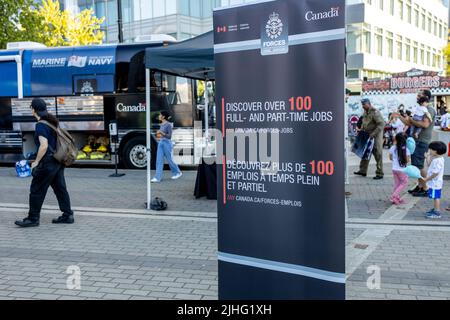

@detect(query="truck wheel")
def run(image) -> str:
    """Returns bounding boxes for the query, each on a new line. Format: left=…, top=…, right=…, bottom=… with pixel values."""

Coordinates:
left=122, top=136, right=156, bottom=170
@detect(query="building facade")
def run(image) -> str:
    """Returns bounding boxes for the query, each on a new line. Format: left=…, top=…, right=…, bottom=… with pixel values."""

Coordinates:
left=347, top=0, right=448, bottom=82
left=58, top=0, right=448, bottom=82
left=58, top=0, right=221, bottom=42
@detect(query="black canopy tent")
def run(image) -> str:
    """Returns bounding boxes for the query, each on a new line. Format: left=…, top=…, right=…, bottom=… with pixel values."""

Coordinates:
left=144, top=31, right=215, bottom=209
left=145, top=31, right=215, bottom=81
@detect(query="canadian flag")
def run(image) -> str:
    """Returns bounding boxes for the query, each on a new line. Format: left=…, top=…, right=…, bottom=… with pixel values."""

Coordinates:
left=217, top=26, right=227, bottom=33
left=68, top=56, right=87, bottom=68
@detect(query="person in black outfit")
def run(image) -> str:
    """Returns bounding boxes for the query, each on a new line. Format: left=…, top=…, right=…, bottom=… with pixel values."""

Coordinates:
left=15, top=98, right=74, bottom=227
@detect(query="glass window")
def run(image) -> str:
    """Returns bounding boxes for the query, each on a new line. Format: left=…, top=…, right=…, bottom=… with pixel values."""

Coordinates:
left=180, top=0, right=190, bottom=15
left=420, top=45, right=425, bottom=65
left=106, top=0, right=118, bottom=27
left=396, top=35, right=402, bottom=60
left=397, top=0, right=403, bottom=20
left=406, top=3, right=411, bottom=23
left=347, top=70, right=360, bottom=79
left=428, top=15, right=432, bottom=33
left=375, top=28, right=383, bottom=56
left=166, top=0, right=177, bottom=15
left=413, top=41, right=418, bottom=63
left=95, top=1, right=106, bottom=26
left=347, top=26, right=361, bottom=54
left=78, top=0, right=94, bottom=10
left=191, top=0, right=201, bottom=17
left=362, top=24, right=371, bottom=53
left=389, top=0, right=394, bottom=15
left=421, top=11, right=426, bottom=30
left=154, top=0, right=165, bottom=17
left=386, top=31, right=393, bottom=58
left=140, top=0, right=153, bottom=19
left=121, top=0, right=132, bottom=23
left=414, top=6, right=419, bottom=28
left=180, top=33, right=192, bottom=40
left=175, top=77, right=190, bottom=103
left=434, top=19, right=438, bottom=36
left=203, top=0, right=214, bottom=18
left=378, top=0, right=383, bottom=10
left=405, top=38, right=410, bottom=62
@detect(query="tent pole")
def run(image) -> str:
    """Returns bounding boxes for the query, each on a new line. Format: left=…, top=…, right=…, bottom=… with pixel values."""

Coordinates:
left=146, top=68, right=151, bottom=209
left=204, top=80, right=209, bottom=141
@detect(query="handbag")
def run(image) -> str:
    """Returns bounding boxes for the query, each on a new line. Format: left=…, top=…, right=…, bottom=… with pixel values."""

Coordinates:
left=15, top=160, right=32, bottom=178
left=150, top=197, right=168, bottom=211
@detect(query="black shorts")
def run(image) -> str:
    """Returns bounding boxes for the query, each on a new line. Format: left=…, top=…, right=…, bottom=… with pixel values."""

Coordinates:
left=411, top=141, right=428, bottom=170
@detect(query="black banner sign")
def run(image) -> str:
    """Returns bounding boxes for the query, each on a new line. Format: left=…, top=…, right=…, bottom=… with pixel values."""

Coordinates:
left=214, top=0, right=346, bottom=299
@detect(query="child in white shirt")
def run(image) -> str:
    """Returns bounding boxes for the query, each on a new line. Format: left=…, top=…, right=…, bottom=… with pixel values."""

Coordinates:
left=420, top=141, right=447, bottom=219
left=407, top=104, right=430, bottom=139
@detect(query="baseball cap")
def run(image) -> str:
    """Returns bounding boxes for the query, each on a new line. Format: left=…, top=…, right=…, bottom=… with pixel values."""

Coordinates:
left=30, top=98, right=48, bottom=116
left=361, top=98, right=371, bottom=105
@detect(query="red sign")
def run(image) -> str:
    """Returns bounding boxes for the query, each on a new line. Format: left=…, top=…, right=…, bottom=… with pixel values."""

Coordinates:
left=363, top=69, right=450, bottom=93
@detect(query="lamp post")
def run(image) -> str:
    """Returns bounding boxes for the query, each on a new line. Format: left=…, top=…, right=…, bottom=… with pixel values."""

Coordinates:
left=117, top=0, right=124, bottom=43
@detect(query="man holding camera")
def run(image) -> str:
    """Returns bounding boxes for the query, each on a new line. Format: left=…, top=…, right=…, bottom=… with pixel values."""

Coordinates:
left=397, top=89, right=436, bottom=197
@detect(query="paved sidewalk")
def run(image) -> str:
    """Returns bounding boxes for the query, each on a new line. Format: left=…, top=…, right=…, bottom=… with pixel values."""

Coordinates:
left=0, top=208, right=218, bottom=300
left=0, top=167, right=216, bottom=214
left=345, top=147, right=450, bottom=300
left=0, top=150, right=449, bottom=300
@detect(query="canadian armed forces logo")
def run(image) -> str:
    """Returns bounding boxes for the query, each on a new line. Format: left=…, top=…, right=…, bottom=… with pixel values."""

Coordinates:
left=265, top=12, right=283, bottom=40
left=261, top=11, right=288, bottom=56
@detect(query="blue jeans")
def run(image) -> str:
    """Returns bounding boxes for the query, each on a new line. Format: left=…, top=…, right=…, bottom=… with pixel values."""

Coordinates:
left=154, top=139, right=181, bottom=181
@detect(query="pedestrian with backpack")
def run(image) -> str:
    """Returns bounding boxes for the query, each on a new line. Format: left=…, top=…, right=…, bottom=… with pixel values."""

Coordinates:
left=15, top=98, right=75, bottom=227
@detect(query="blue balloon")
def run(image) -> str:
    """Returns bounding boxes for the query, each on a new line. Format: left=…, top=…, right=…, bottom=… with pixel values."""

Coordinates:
left=402, top=165, right=422, bottom=179
left=406, top=137, right=416, bottom=154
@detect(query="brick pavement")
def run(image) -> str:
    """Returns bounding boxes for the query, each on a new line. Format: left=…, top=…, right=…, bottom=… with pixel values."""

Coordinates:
left=1, top=148, right=450, bottom=300
left=346, top=229, right=450, bottom=300
left=0, top=167, right=216, bottom=213
left=0, top=210, right=218, bottom=300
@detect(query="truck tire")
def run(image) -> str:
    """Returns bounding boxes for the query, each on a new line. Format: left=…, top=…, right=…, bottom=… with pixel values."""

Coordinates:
left=122, top=136, right=156, bottom=170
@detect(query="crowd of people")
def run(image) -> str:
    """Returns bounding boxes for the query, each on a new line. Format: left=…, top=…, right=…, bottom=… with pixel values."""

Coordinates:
left=353, top=89, right=448, bottom=219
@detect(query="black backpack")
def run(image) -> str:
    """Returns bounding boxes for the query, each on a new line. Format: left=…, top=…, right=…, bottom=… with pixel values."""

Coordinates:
left=150, top=197, right=168, bottom=211
left=39, top=120, right=77, bottom=166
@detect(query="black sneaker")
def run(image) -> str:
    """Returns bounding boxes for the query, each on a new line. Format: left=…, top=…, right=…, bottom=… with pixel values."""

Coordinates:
left=52, top=215, right=74, bottom=224
left=412, top=189, right=428, bottom=197
left=353, top=171, right=367, bottom=177
left=373, top=175, right=383, bottom=180
left=408, top=185, right=421, bottom=194
left=15, top=218, right=39, bottom=228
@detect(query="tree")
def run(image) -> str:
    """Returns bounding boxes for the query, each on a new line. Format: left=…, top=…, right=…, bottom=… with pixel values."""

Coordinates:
left=37, top=0, right=105, bottom=47
left=445, top=43, right=450, bottom=75
left=0, top=0, right=105, bottom=49
left=0, top=0, right=43, bottom=49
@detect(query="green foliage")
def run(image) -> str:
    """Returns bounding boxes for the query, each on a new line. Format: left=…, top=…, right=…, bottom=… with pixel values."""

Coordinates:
left=0, top=0, right=105, bottom=49
left=0, top=0, right=43, bottom=49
